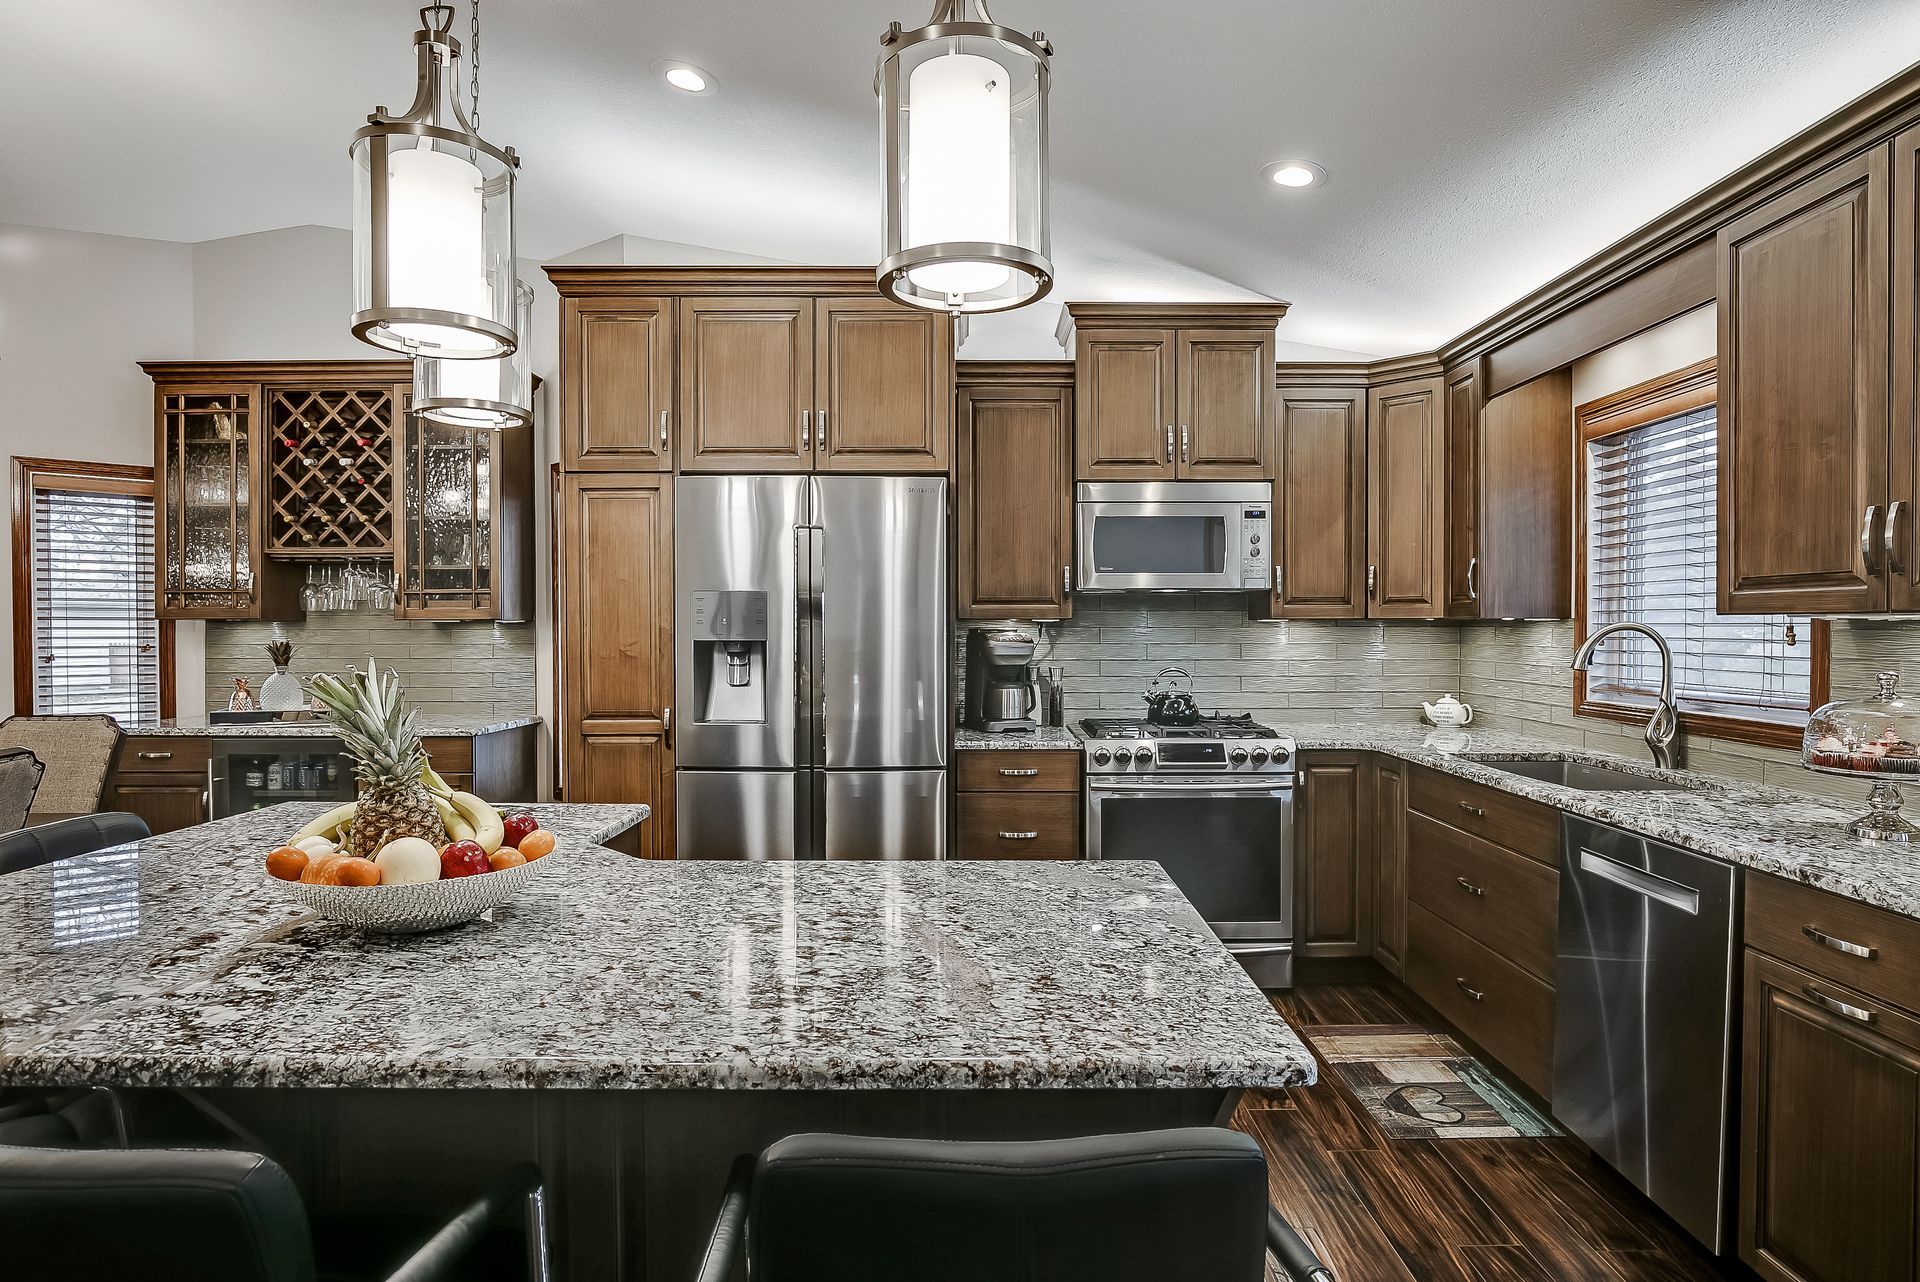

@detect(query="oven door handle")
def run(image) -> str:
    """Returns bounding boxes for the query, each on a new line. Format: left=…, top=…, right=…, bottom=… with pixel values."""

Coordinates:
left=1088, top=778, right=1293, bottom=796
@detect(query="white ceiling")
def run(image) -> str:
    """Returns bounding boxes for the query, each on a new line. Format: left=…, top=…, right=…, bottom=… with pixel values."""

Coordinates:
left=3, top=0, right=1918, bottom=358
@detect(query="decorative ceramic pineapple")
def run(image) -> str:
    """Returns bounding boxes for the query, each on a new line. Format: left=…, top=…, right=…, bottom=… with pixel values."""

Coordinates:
left=259, top=639, right=305, bottom=712
left=308, top=660, right=447, bottom=858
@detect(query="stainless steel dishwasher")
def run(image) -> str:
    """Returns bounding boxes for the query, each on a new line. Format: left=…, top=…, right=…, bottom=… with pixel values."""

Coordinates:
left=1554, top=816, right=1739, bottom=1253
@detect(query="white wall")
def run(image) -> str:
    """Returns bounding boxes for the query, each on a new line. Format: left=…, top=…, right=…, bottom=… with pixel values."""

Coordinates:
left=0, top=222, right=194, bottom=719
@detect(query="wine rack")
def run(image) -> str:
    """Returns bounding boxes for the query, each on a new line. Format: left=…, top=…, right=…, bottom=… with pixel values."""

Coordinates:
left=266, top=387, right=397, bottom=556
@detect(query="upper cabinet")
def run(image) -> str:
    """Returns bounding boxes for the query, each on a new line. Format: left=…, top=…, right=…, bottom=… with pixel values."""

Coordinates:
left=1442, top=361, right=1483, bottom=618
left=1718, top=146, right=1891, bottom=614
left=548, top=269, right=956, bottom=477
left=955, top=364, right=1074, bottom=620
left=1366, top=373, right=1447, bottom=619
left=1062, top=303, right=1286, bottom=482
left=1474, top=369, right=1572, bottom=620
left=1270, top=381, right=1368, bottom=617
left=395, top=419, right=534, bottom=622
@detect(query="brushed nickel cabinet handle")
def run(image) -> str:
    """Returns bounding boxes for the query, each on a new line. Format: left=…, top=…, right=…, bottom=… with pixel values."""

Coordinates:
left=1890, top=500, right=1908, bottom=576
left=1180, top=424, right=1190, bottom=462
left=1456, top=978, right=1484, bottom=1001
left=999, top=768, right=1039, bottom=777
left=135, top=751, right=173, bottom=761
left=1367, top=564, right=1377, bottom=598
left=1803, top=925, right=1877, bottom=960
left=1863, top=504, right=1882, bottom=574
left=1804, top=984, right=1874, bottom=1024
left=998, top=831, right=1040, bottom=840
left=1165, top=425, right=1174, bottom=461
left=801, top=410, right=812, bottom=452
left=1456, top=876, right=1485, bottom=897
left=1466, top=556, right=1478, bottom=601
left=1063, top=564, right=1071, bottom=596
left=1459, top=801, right=1486, bottom=818
left=663, top=706, right=673, bottom=751
left=818, top=408, right=828, bottom=449
left=658, top=409, right=668, bottom=449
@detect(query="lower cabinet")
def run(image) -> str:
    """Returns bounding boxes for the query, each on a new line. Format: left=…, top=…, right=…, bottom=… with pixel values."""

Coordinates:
left=1294, top=752, right=1374, bottom=958
left=1370, top=756, right=1407, bottom=976
left=953, top=750, right=1081, bottom=859
left=108, top=735, right=210, bottom=835
left=1740, top=876, right=1920, bottom=1282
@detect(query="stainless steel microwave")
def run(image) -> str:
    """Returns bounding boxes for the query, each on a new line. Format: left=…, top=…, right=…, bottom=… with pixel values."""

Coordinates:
left=1074, top=482, right=1272, bottom=592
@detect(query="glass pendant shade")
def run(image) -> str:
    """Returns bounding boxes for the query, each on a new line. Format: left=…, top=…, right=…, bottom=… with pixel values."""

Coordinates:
left=877, top=0, right=1053, bottom=315
left=351, top=6, right=519, bottom=360
left=414, top=281, right=534, bottom=428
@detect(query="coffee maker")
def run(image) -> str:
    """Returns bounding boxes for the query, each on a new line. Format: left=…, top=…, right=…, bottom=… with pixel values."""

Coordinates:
left=963, top=628, right=1039, bottom=733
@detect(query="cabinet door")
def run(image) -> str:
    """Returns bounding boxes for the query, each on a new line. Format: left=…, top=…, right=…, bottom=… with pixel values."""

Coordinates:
left=1892, top=126, right=1920, bottom=611
left=678, top=297, right=814, bottom=472
left=1075, top=329, right=1178, bottom=480
left=1740, top=950, right=1920, bottom=1282
left=1366, top=376, right=1445, bottom=619
left=561, top=296, right=674, bottom=471
left=1371, top=757, right=1407, bottom=977
left=956, top=383, right=1073, bottom=619
left=1295, top=752, right=1373, bottom=959
left=1477, top=370, right=1573, bottom=620
left=558, top=474, right=674, bottom=856
left=1719, top=147, right=1890, bottom=614
left=1270, top=385, right=1366, bottom=618
left=1443, top=362, right=1482, bottom=619
left=111, top=778, right=207, bottom=835
left=816, top=298, right=952, bottom=473
left=1176, top=328, right=1273, bottom=479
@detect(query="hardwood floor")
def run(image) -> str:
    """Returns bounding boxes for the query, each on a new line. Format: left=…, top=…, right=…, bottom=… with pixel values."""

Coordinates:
left=1237, top=982, right=1741, bottom=1282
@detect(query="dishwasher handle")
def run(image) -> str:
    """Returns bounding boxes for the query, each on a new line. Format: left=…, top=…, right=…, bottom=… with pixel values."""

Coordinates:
left=1577, top=848, right=1701, bottom=915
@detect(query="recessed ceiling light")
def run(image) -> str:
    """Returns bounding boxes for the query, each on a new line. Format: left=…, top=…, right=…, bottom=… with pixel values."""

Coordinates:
left=1262, top=160, right=1326, bottom=189
left=652, top=59, right=717, bottom=96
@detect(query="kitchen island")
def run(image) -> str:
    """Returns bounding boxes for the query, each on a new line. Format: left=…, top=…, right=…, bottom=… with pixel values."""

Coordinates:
left=0, top=802, right=1311, bottom=1279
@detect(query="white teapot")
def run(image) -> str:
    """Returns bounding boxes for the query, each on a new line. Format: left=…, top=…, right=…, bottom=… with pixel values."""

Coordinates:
left=1422, top=694, right=1474, bottom=727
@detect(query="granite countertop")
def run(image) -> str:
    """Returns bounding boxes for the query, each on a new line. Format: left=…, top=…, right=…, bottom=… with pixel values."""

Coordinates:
left=1290, top=723, right=1920, bottom=922
left=954, top=725, right=1084, bottom=750
left=0, top=803, right=1311, bottom=1093
left=118, top=715, right=542, bottom=739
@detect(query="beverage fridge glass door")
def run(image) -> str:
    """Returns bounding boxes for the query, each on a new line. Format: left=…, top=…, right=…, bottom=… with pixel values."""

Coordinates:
left=810, top=476, right=949, bottom=770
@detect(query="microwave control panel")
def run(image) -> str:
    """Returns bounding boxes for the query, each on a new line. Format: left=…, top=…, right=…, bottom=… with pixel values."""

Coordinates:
left=1241, top=506, right=1270, bottom=588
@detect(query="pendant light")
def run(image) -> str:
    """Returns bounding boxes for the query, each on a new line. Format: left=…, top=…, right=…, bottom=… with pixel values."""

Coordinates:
left=413, top=280, right=534, bottom=428
left=350, top=3, right=519, bottom=359
left=876, top=0, right=1054, bottom=315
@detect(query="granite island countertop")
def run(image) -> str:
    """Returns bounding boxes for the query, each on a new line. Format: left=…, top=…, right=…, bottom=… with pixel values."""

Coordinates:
left=0, top=803, right=1311, bottom=1094
left=1289, top=723, right=1920, bottom=923
left=117, top=715, right=542, bottom=739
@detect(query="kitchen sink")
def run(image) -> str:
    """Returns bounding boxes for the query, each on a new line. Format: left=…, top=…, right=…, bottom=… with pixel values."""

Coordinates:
left=1468, top=757, right=1693, bottom=792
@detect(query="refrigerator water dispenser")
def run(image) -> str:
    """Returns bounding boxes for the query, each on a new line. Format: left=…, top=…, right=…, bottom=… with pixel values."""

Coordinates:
left=690, top=589, right=769, bottom=723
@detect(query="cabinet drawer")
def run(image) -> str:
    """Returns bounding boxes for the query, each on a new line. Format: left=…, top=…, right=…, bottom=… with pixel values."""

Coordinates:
left=1408, top=765, right=1558, bottom=865
left=1748, top=872, right=1920, bottom=1013
left=957, top=792, right=1080, bottom=859
left=1406, top=902, right=1555, bottom=1097
left=117, top=736, right=210, bottom=775
left=956, top=750, right=1081, bottom=794
left=423, top=736, right=474, bottom=777
left=1407, top=811, right=1559, bottom=983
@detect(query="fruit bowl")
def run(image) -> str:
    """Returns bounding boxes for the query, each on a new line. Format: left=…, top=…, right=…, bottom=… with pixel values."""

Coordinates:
left=272, top=849, right=557, bottom=934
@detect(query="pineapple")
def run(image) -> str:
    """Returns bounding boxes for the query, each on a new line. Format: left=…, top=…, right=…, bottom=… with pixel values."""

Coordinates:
left=309, top=660, right=447, bottom=858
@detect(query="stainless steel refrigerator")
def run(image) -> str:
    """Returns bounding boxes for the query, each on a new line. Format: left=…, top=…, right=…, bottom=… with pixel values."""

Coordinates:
left=674, top=474, right=949, bottom=860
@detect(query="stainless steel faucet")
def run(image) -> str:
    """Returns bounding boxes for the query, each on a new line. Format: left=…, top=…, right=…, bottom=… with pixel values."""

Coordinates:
left=1571, top=622, right=1683, bottom=770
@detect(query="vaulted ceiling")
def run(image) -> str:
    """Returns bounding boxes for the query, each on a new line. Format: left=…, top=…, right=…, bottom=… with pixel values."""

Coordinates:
left=4, top=0, right=1917, bottom=357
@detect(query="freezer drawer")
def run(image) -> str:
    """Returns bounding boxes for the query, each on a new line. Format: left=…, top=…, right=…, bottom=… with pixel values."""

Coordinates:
left=674, top=770, right=799, bottom=861
left=820, top=770, right=947, bottom=861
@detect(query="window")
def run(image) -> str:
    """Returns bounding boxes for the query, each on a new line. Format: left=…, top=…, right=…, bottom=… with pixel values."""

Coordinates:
left=10, top=458, right=172, bottom=721
left=1576, top=360, right=1825, bottom=747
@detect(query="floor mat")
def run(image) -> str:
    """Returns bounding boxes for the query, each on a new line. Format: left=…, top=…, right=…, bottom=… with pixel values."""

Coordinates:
left=1308, top=1024, right=1561, bottom=1140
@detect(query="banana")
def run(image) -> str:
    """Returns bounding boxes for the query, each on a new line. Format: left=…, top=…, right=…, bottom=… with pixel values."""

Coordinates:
left=449, top=790, right=505, bottom=853
left=430, top=794, right=475, bottom=844
left=422, top=766, right=454, bottom=799
left=294, top=802, right=357, bottom=843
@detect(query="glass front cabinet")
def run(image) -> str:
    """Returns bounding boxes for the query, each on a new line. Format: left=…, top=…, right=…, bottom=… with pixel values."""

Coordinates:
left=145, top=362, right=532, bottom=623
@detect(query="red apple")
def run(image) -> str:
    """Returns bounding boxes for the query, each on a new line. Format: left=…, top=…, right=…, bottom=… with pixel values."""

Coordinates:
left=501, top=811, right=539, bottom=849
left=439, top=839, right=491, bottom=879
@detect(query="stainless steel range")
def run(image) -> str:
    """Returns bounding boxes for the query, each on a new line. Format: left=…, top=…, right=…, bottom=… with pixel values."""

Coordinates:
left=1082, top=714, right=1297, bottom=987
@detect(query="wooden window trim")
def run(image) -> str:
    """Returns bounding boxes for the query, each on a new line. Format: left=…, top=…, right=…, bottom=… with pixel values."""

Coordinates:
left=1572, top=360, right=1827, bottom=750
left=10, top=456, right=175, bottom=719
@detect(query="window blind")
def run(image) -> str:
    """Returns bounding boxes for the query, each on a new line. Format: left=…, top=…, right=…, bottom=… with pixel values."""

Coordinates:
left=1585, top=404, right=1810, bottom=715
left=31, top=485, right=162, bottom=721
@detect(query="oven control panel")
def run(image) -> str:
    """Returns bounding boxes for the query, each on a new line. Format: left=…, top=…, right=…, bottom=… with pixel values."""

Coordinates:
left=1240, top=506, right=1270, bottom=589
left=1083, top=737, right=1295, bottom=774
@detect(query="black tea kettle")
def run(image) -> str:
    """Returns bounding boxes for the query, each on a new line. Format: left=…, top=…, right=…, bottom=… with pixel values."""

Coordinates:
left=1143, top=667, right=1201, bottom=726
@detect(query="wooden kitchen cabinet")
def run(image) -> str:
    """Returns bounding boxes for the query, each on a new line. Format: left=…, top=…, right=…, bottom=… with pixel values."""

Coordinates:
left=1739, top=948, right=1920, bottom=1282
left=560, top=296, right=674, bottom=472
left=1269, top=382, right=1368, bottom=617
left=955, top=365, right=1074, bottom=620
left=1718, top=145, right=1891, bottom=614
left=1295, top=752, right=1373, bottom=959
left=557, top=473, right=674, bottom=858
left=1475, top=369, right=1572, bottom=619
left=1065, top=303, right=1288, bottom=483
left=1442, top=360, right=1483, bottom=618
left=816, top=296, right=951, bottom=473
left=395, top=419, right=535, bottom=622
left=677, top=296, right=815, bottom=473
left=1891, top=123, right=1920, bottom=612
left=1370, top=756, right=1408, bottom=977
left=953, top=749, right=1081, bottom=859
left=1365, top=374, right=1447, bottom=619
left=109, top=735, right=211, bottom=835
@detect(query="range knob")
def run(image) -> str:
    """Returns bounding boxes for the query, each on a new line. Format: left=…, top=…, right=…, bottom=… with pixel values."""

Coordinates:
left=1092, top=748, right=1112, bottom=765
left=1228, top=747, right=1249, bottom=765
left=1115, top=747, right=1137, bottom=765
left=1272, top=745, right=1291, bottom=763
left=1250, top=746, right=1270, bottom=765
